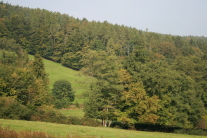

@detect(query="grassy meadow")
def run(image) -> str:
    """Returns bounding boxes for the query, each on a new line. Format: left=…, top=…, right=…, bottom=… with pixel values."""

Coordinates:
left=1, top=119, right=205, bottom=138
left=59, top=109, right=85, bottom=117
left=29, top=55, right=93, bottom=104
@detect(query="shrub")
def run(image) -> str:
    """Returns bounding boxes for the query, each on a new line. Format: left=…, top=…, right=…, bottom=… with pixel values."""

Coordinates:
left=52, top=80, right=75, bottom=109
left=30, top=105, right=101, bottom=127
left=75, top=101, right=80, bottom=108
left=54, top=98, right=71, bottom=109
left=110, top=121, right=127, bottom=129
left=30, top=105, right=61, bottom=122
left=0, top=98, right=100, bottom=127
left=196, top=115, right=207, bottom=129
left=81, top=118, right=101, bottom=127
left=174, top=129, right=207, bottom=136
left=0, top=97, right=32, bottom=120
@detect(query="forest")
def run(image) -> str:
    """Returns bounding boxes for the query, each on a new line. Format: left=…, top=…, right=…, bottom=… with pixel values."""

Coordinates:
left=0, top=1, right=207, bottom=134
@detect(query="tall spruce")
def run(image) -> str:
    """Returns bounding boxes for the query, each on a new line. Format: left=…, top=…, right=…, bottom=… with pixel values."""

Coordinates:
left=32, top=53, right=48, bottom=85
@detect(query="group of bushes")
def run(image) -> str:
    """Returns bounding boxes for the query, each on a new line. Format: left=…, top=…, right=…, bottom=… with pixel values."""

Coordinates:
left=110, top=121, right=207, bottom=136
left=1, top=97, right=207, bottom=136
left=174, top=128, right=207, bottom=136
left=134, top=123, right=207, bottom=136
left=0, top=97, right=101, bottom=127
left=30, top=105, right=100, bottom=127
left=0, top=97, right=32, bottom=120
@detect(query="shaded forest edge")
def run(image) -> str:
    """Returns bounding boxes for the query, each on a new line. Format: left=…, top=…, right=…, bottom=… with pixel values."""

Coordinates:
left=0, top=1, right=207, bottom=136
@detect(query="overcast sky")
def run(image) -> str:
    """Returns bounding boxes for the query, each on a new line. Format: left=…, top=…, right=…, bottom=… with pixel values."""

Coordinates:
left=5, top=0, right=207, bottom=37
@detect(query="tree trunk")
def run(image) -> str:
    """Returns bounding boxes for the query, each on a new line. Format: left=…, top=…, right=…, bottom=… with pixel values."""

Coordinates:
left=102, top=119, right=107, bottom=127
left=108, top=120, right=112, bottom=127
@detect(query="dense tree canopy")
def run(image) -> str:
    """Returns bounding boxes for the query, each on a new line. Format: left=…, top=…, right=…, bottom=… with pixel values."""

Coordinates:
left=0, top=37, right=48, bottom=106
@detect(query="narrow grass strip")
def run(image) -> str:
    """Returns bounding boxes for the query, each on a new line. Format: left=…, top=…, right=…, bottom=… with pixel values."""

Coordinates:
left=0, top=119, right=206, bottom=138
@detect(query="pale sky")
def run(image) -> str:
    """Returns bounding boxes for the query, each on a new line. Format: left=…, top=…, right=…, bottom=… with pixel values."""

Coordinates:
left=4, top=0, right=207, bottom=37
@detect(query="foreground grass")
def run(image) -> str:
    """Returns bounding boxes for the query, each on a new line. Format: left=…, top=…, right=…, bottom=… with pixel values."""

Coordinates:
left=0, top=119, right=205, bottom=138
left=29, top=55, right=92, bottom=104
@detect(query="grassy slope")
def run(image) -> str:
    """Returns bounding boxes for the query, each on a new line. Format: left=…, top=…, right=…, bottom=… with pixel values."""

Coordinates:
left=30, top=55, right=92, bottom=104
left=1, top=119, right=205, bottom=138
left=59, top=109, right=84, bottom=117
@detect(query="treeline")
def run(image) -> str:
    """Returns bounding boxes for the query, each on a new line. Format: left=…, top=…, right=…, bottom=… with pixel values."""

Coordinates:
left=1, top=2, right=207, bottom=70
left=0, top=36, right=95, bottom=126
left=1, top=1, right=207, bottom=133
left=0, top=36, right=99, bottom=126
left=0, top=37, right=49, bottom=107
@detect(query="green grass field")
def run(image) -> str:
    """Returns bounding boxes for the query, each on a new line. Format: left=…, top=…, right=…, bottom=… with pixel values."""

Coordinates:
left=59, top=109, right=85, bottom=117
left=1, top=119, right=205, bottom=138
left=29, top=55, right=93, bottom=104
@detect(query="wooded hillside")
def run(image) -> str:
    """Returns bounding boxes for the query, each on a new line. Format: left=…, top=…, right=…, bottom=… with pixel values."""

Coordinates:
left=1, top=2, right=207, bottom=130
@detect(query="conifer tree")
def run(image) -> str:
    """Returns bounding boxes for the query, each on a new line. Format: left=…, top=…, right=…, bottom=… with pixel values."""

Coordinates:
left=32, top=53, right=48, bottom=85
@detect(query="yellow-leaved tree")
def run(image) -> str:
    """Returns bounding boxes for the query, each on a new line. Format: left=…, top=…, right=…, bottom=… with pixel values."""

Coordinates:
left=117, top=69, right=161, bottom=128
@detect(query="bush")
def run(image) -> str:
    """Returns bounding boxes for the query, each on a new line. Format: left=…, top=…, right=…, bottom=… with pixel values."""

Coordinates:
left=52, top=80, right=75, bottom=109
left=54, top=98, right=72, bottom=109
left=110, top=121, right=128, bottom=129
left=174, top=129, right=207, bottom=136
left=81, top=118, right=101, bottom=127
left=30, top=105, right=61, bottom=122
left=196, top=115, right=207, bottom=129
left=0, top=97, right=32, bottom=120
left=75, top=101, right=80, bottom=108
left=0, top=97, right=101, bottom=127
left=31, top=105, right=101, bottom=127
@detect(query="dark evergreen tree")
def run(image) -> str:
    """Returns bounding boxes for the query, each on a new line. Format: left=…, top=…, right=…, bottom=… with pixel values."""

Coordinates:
left=52, top=80, right=75, bottom=109
left=32, top=53, right=48, bottom=83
